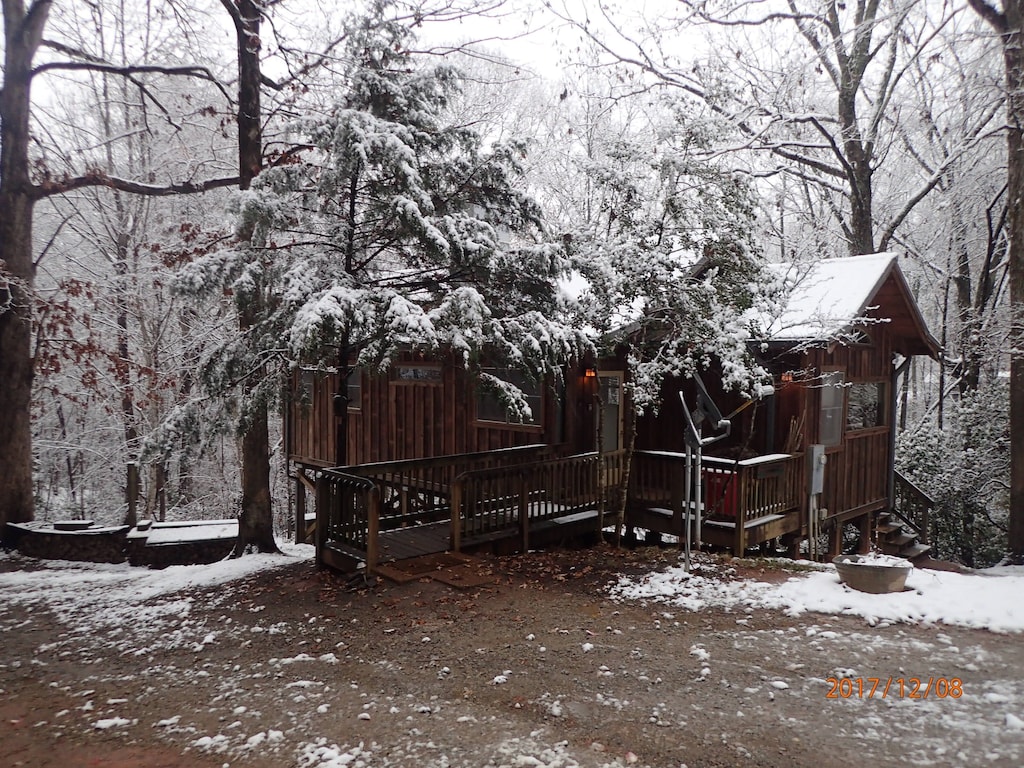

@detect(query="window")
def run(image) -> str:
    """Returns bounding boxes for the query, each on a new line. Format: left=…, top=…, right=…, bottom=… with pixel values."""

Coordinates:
left=818, top=371, right=845, bottom=446
left=297, top=368, right=316, bottom=411
left=847, top=382, right=885, bottom=430
left=345, top=367, right=362, bottom=411
left=394, top=365, right=442, bottom=382
left=476, top=368, right=542, bottom=426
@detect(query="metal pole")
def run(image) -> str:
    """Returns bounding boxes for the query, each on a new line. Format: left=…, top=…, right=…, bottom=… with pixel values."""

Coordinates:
left=694, top=428, right=703, bottom=550
left=683, top=445, right=692, bottom=572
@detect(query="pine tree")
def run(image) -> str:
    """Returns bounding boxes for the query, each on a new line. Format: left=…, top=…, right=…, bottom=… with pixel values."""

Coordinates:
left=182, top=12, right=587, bottom=467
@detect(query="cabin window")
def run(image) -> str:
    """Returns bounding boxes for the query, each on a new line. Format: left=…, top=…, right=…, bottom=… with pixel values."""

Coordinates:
left=476, top=368, right=542, bottom=426
left=818, top=371, right=845, bottom=446
left=331, top=367, right=362, bottom=413
left=598, top=373, right=623, bottom=452
left=394, top=365, right=443, bottom=382
left=345, top=367, right=362, bottom=411
left=847, top=382, right=885, bottom=430
left=297, top=368, right=316, bottom=411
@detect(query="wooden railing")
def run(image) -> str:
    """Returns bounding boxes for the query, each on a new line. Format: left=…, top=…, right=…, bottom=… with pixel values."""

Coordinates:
left=893, top=470, right=933, bottom=543
left=823, top=429, right=889, bottom=517
left=450, top=451, right=625, bottom=552
left=316, top=468, right=381, bottom=572
left=629, top=451, right=804, bottom=536
left=345, top=444, right=553, bottom=531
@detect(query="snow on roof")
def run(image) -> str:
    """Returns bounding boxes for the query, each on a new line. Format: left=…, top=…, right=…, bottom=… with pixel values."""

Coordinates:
left=766, top=252, right=896, bottom=342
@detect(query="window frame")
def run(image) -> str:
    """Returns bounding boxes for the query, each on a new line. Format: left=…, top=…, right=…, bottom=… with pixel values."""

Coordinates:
left=817, top=370, right=845, bottom=447
left=474, top=367, right=545, bottom=429
left=845, top=380, right=887, bottom=432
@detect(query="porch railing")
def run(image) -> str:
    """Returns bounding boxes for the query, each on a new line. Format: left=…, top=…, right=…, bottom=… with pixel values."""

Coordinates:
left=892, top=470, right=933, bottom=543
left=629, top=450, right=804, bottom=533
left=315, top=468, right=381, bottom=572
left=450, top=451, right=626, bottom=552
left=345, top=444, right=554, bottom=531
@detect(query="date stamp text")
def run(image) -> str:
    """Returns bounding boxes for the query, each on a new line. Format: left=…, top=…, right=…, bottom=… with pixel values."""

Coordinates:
left=825, top=677, right=963, bottom=699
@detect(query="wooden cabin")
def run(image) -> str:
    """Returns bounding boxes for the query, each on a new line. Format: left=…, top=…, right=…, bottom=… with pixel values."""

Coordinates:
left=626, top=252, right=941, bottom=558
left=287, top=252, right=940, bottom=573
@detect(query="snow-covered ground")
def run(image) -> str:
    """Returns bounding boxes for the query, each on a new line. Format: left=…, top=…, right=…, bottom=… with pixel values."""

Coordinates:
left=1, top=547, right=1022, bottom=767
left=610, top=559, right=1024, bottom=634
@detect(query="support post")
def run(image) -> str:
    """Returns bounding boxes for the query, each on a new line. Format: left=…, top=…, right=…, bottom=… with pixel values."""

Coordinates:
left=126, top=462, right=139, bottom=526
left=450, top=481, right=462, bottom=552
left=518, top=474, right=529, bottom=554
left=295, top=475, right=306, bottom=545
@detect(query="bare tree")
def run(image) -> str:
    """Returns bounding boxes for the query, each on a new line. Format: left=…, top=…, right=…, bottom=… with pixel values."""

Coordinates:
left=966, top=0, right=1024, bottom=562
left=547, top=1, right=995, bottom=257
left=0, top=0, right=239, bottom=532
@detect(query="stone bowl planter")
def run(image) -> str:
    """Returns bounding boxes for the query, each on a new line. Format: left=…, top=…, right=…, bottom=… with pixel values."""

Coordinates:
left=833, top=554, right=912, bottom=594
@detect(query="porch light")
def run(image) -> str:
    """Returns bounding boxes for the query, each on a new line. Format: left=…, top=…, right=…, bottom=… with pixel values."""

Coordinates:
left=584, top=367, right=597, bottom=378
left=781, top=372, right=794, bottom=383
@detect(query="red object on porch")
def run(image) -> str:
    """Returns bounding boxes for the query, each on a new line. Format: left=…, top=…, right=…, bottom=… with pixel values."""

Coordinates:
left=703, top=468, right=738, bottom=519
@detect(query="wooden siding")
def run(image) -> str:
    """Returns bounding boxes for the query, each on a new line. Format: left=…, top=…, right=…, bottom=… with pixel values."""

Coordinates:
left=821, top=428, right=890, bottom=519
left=288, top=360, right=588, bottom=468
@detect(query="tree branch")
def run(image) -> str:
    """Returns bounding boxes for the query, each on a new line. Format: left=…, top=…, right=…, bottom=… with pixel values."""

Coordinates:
left=31, top=61, right=233, bottom=103
left=30, top=170, right=240, bottom=200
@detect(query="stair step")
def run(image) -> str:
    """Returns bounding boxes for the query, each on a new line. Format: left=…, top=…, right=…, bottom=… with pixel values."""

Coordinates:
left=876, top=523, right=901, bottom=536
left=888, top=532, right=917, bottom=548
left=901, top=542, right=932, bottom=561
left=876, top=512, right=892, bottom=525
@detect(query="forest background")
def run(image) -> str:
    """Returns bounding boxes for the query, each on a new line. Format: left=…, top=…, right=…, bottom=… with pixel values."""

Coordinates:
left=1, top=0, right=1020, bottom=568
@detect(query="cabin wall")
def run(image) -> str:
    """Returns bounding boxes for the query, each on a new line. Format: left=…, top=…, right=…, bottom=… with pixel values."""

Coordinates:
left=802, top=329, right=895, bottom=520
left=288, top=358, right=591, bottom=468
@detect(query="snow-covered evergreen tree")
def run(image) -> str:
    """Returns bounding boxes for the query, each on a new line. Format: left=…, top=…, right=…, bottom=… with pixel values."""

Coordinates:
left=565, top=112, right=775, bottom=415
left=180, top=8, right=588, bottom=460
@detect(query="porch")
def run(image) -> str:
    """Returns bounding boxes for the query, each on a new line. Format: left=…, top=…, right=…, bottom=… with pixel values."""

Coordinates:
left=626, top=451, right=805, bottom=553
left=304, top=445, right=806, bottom=574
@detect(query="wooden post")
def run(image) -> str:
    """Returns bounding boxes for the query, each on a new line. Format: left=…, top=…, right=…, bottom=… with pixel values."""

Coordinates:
left=735, top=468, right=747, bottom=556
left=829, top=519, right=843, bottom=558
left=314, top=475, right=328, bottom=568
left=294, top=475, right=306, bottom=545
left=450, top=480, right=462, bottom=552
left=366, top=485, right=380, bottom=574
left=519, top=473, right=529, bottom=554
left=858, top=514, right=871, bottom=554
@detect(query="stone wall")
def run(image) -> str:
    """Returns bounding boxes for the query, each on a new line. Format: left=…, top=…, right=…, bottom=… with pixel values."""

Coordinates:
left=5, top=523, right=128, bottom=564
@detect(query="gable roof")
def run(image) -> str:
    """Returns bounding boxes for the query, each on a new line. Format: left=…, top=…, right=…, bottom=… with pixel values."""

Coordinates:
left=765, top=252, right=941, bottom=358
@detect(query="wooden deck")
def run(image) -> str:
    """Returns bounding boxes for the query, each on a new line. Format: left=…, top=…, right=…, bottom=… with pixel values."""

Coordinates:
left=315, top=447, right=808, bottom=574
left=627, top=451, right=804, bottom=554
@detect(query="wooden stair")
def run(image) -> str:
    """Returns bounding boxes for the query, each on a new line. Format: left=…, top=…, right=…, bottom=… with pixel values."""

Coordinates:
left=874, top=511, right=931, bottom=561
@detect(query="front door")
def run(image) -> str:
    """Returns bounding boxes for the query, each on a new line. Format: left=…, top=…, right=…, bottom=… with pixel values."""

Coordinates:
left=598, top=373, right=624, bottom=453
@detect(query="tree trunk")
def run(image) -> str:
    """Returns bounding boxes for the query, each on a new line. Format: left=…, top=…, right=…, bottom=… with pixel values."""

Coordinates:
left=229, top=0, right=279, bottom=555
left=1006, top=10, right=1024, bottom=563
left=974, top=0, right=1024, bottom=562
left=0, top=0, right=52, bottom=533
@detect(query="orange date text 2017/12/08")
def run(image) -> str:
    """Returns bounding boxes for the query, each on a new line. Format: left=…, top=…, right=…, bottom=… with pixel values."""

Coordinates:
left=825, top=677, right=964, bottom=699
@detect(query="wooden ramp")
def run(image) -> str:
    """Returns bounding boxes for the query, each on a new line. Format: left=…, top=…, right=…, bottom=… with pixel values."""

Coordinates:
left=374, top=551, right=496, bottom=589
left=377, top=521, right=451, bottom=562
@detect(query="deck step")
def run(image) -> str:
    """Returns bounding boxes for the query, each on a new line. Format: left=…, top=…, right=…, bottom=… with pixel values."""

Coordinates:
left=899, top=542, right=932, bottom=561
left=876, top=523, right=901, bottom=536
left=887, top=532, right=917, bottom=548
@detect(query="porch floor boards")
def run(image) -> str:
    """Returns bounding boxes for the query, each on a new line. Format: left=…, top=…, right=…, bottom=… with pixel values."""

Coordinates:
left=629, top=505, right=801, bottom=552
left=378, top=521, right=450, bottom=562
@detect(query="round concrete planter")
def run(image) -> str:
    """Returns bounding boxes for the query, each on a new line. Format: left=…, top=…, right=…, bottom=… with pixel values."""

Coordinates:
left=833, top=554, right=912, bottom=594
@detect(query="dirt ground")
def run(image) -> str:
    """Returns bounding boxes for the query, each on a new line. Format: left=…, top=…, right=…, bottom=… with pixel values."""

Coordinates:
left=1, top=545, right=1022, bottom=767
